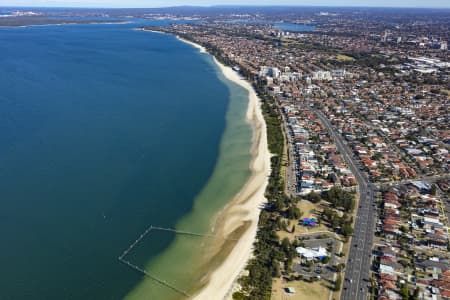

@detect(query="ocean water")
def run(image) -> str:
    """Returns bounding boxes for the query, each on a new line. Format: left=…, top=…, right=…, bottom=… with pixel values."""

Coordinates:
left=0, top=22, right=252, bottom=300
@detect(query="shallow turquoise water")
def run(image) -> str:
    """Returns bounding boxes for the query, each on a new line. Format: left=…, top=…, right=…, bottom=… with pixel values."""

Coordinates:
left=124, top=53, right=253, bottom=300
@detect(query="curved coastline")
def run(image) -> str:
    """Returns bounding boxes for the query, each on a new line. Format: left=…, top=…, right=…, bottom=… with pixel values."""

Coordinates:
left=175, top=36, right=272, bottom=300
left=128, top=29, right=271, bottom=300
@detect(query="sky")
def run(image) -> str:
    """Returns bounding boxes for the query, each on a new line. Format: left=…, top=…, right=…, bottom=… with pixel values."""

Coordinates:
left=1, top=0, right=450, bottom=8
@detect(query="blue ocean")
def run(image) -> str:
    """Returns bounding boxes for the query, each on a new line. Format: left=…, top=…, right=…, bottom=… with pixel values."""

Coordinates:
left=0, top=21, right=252, bottom=300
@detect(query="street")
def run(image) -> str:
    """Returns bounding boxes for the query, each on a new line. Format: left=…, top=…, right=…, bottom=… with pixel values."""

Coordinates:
left=314, top=109, right=377, bottom=300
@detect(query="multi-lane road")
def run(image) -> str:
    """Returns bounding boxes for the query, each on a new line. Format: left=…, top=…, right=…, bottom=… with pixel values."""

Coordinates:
left=314, top=109, right=377, bottom=300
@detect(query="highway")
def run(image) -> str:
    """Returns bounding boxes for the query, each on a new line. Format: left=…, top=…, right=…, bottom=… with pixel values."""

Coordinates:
left=313, top=109, right=377, bottom=300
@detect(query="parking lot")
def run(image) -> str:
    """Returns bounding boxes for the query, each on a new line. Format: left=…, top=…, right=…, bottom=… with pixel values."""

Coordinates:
left=293, top=236, right=343, bottom=281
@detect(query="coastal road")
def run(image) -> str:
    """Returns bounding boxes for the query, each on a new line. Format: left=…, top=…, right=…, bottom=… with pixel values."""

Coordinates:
left=313, top=109, right=377, bottom=300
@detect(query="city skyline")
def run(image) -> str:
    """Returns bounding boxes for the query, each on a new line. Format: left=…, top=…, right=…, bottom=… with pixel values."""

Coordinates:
left=2, top=0, right=450, bottom=8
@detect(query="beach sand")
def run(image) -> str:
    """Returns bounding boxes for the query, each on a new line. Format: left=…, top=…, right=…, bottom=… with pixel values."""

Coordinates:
left=175, top=37, right=272, bottom=300
left=176, top=36, right=207, bottom=54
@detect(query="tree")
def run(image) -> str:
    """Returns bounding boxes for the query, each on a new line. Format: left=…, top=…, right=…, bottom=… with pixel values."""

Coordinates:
left=331, top=216, right=340, bottom=229
left=307, top=191, right=322, bottom=203
left=281, top=237, right=291, bottom=254
left=400, top=284, right=409, bottom=300
left=285, top=258, right=293, bottom=274
left=412, top=288, right=419, bottom=300
left=335, top=263, right=345, bottom=272
left=272, top=262, right=281, bottom=277
left=326, top=187, right=355, bottom=212
left=431, top=184, right=437, bottom=196
left=322, top=207, right=333, bottom=221
left=398, top=259, right=409, bottom=268
left=274, top=198, right=285, bottom=211
left=341, top=223, right=354, bottom=237
left=335, top=274, right=342, bottom=291
left=286, top=206, right=302, bottom=219
left=373, top=152, right=383, bottom=160
left=399, top=225, right=408, bottom=233
left=281, top=220, right=288, bottom=232
left=232, top=292, right=246, bottom=300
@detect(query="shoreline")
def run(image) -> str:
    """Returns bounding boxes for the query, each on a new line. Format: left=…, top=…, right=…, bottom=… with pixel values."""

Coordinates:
left=0, top=20, right=130, bottom=28
left=175, top=37, right=271, bottom=299
left=142, top=29, right=206, bottom=55
left=175, top=36, right=207, bottom=54
left=139, top=28, right=271, bottom=299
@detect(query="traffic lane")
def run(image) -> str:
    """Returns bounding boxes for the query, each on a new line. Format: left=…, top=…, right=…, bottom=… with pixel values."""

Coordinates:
left=314, top=110, right=374, bottom=300
left=314, top=112, right=366, bottom=185
left=344, top=198, right=372, bottom=298
left=345, top=238, right=367, bottom=296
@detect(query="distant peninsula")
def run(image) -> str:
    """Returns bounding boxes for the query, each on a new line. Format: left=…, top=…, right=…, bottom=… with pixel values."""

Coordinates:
left=0, top=16, right=125, bottom=27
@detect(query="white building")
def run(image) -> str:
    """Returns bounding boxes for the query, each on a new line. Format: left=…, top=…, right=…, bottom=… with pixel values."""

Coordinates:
left=259, top=66, right=281, bottom=78
left=296, top=246, right=328, bottom=261
left=312, top=71, right=332, bottom=81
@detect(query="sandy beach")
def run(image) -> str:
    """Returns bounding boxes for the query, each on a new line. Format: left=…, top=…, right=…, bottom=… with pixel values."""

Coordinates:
left=176, top=36, right=207, bottom=54
left=175, top=38, right=271, bottom=300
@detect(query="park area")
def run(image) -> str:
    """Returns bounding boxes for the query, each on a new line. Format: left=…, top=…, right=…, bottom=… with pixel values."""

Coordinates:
left=271, top=276, right=334, bottom=300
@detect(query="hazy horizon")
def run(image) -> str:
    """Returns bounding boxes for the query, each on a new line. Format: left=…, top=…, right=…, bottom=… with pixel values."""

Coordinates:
left=1, top=1, right=450, bottom=9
